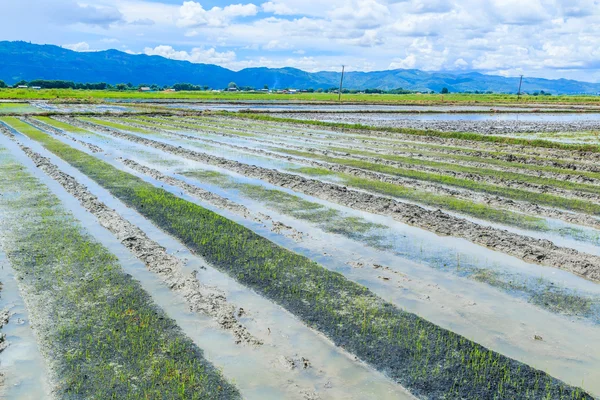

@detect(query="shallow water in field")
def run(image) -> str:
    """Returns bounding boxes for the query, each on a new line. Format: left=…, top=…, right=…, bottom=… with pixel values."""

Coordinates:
left=9, top=121, right=600, bottom=396
left=3, top=134, right=414, bottom=400
left=0, top=250, right=49, bottom=400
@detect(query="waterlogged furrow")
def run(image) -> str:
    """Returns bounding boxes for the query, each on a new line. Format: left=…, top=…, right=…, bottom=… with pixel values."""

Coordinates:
left=138, top=114, right=600, bottom=190
left=100, top=117, right=600, bottom=240
left=43, top=116, right=600, bottom=282
left=1, top=116, right=593, bottom=399
left=0, top=143, right=239, bottom=399
left=136, top=162, right=599, bottom=324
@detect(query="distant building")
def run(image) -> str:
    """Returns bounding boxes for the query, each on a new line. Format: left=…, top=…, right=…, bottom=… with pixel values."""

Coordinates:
left=163, top=89, right=176, bottom=92
left=138, top=87, right=152, bottom=92
left=227, top=87, right=238, bottom=92
left=17, top=85, right=28, bottom=89
left=31, top=86, right=41, bottom=90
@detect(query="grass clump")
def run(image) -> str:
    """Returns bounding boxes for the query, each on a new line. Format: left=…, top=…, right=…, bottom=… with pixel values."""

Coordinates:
left=5, top=117, right=592, bottom=399
left=0, top=146, right=238, bottom=399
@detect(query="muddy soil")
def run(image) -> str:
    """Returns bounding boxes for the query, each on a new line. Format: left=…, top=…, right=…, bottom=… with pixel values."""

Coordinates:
left=24, top=117, right=103, bottom=153
left=270, top=112, right=600, bottom=136
left=62, top=117, right=600, bottom=282
left=153, top=115, right=600, bottom=187
left=3, top=133, right=260, bottom=346
left=101, top=118, right=600, bottom=232
left=213, top=115, right=600, bottom=171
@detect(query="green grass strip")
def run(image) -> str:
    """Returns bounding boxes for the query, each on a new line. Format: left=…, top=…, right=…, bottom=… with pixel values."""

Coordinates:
left=223, top=112, right=600, bottom=153
left=78, top=117, right=152, bottom=134
left=278, top=148, right=600, bottom=216
left=0, top=143, right=238, bottom=399
left=1, top=117, right=591, bottom=399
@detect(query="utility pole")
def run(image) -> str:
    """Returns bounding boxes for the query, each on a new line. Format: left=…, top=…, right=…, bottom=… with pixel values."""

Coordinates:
left=338, top=65, right=345, bottom=102
left=517, top=75, right=524, bottom=100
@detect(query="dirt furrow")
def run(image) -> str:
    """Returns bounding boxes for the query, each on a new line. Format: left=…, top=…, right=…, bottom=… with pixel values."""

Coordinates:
left=23, top=117, right=103, bottom=153
left=63, top=116, right=600, bottom=282
left=215, top=115, right=600, bottom=171
left=142, top=115, right=600, bottom=189
left=138, top=117, right=600, bottom=202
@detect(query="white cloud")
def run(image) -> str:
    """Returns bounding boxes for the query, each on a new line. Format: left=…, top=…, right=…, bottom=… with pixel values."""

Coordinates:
left=63, top=42, right=91, bottom=51
left=261, top=1, right=296, bottom=15
left=177, top=1, right=258, bottom=29
left=144, top=45, right=237, bottom=64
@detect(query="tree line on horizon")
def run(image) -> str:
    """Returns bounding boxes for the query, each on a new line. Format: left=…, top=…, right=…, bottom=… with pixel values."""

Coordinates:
left=0, top=79, right=553, bottom=96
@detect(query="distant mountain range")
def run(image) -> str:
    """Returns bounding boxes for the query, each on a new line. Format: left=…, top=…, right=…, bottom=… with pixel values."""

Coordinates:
left=2, top=41, right=600, bottom=94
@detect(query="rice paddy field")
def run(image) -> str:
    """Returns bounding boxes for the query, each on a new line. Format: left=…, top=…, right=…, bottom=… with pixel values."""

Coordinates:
left=0, top=100, right=599, bottom=399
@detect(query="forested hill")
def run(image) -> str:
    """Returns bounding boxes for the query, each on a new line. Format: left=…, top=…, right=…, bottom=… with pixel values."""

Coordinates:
left=2, top=41, right=600, bottom=94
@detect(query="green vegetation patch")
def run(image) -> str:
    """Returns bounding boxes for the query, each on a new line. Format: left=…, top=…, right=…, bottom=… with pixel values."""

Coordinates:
left=2, top=117, right=592, bottom=399
left=0, top=145, right=238, bottom=399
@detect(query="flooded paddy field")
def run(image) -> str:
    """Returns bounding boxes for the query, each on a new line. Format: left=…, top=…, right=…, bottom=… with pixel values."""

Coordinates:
left=270, top=111, right=600, bottom=143
left=0, top=107, right=598, bottom=399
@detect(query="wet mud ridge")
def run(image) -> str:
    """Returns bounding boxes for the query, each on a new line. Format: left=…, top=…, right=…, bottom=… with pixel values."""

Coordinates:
left=131, top=120, right=600, bottom=231
left=120, top=158, right=305, bottom=242
left=4, top=134, right=260, bottom=346
left=270, top=112, right=600, bottom=136
left=67, top=117, right=600, bottom=283
left=23, top=117, right=103, bottom=154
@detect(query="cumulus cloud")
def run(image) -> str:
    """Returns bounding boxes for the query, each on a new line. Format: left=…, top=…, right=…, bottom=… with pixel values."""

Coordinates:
left=144, top=45, right=237, bottom=64
left=63, top=42, right=91, bottom=52
left=177, top=1, right=258, bottom=28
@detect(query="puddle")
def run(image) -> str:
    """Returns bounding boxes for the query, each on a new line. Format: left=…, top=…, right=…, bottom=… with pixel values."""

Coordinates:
left=0, top=250, right=49, bottom=400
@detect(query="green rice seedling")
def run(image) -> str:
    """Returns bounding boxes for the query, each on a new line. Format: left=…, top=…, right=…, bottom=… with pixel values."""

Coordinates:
left=3, top=116, right=592, bottom=399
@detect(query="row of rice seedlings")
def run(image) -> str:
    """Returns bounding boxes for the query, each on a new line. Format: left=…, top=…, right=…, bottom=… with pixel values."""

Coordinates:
left=277, top=148, right=600, bottom=217
left=180, top=168, right=600, bottom=322
left=152, top=115, right=600, bottom=182
left=3, top=116, right=592, bottom=399
left=0, top=144, right=238, bottom=399
left=33, top=116, right=89, bottom=133
left=221, top=112, right=600, bottom=153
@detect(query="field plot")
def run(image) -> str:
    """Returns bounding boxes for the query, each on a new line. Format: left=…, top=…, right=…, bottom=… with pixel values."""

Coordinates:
left=0, top=108, right=599, bottom=399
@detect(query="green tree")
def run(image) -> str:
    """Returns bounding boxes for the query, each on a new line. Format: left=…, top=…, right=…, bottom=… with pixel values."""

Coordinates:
left=0, top=80, right=7, bottom=88
left=228, top=82, right=237, bottom=89
left=441, top=87, right=449, bottom=94
left=263, top=84, right=269, bottom=90
left=116, top=83, right=128, bottom=91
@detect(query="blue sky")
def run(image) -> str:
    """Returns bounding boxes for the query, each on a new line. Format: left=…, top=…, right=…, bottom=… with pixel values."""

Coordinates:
left=3, top=0, right=600, bottom=81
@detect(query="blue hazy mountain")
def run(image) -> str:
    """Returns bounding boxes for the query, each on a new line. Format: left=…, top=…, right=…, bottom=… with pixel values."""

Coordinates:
left=2, top=41, right=600, bottom=94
